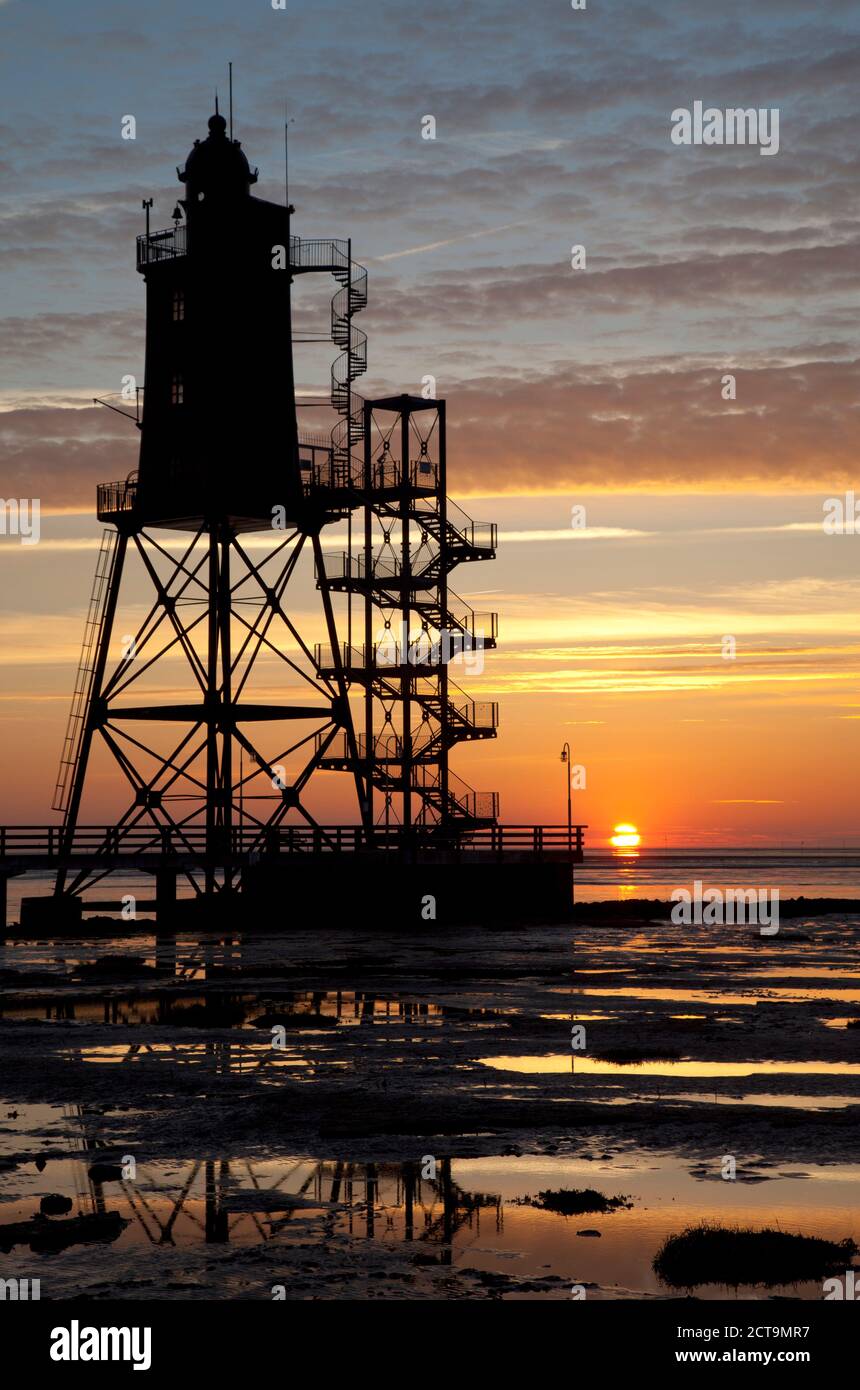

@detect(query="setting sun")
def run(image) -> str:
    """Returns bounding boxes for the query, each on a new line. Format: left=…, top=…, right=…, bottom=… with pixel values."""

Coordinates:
left=610, top=822, right=641, bottom=849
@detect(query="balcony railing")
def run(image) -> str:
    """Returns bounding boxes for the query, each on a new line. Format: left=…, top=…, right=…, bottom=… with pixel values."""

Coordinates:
left=444, top=497, right=497, bottom=554
left=449, top=699, right=498, bottom=732
left=313, top=633, right=493, bottom=673
left=444, top=599, right=498, bottom=648
left=415, top=766, right=499, bottom=823
left=454, top=520, right=496, bottom=552
left=134, top=230, right=355, bottom=278
left=289, top=236, right=350, bottom=272
left=320, top=552, right=403, bottom=585
left=97, top=476, right=138, bottom=519
left=136, top=225, right=187, bottom=270
left=368, top=456, right=440, bottom=490
left=315, top=730, right=400, bottom=763
left=315, top=699, right=495, bottom=766
left=297, top=439, right=358, bottom=494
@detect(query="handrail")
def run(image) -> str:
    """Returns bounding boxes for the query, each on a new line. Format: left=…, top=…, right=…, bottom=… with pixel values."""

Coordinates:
left=314, top=635, right=496, bottom=671
left=97, top=478, right=138, bottom=516
left=289, top=236, right=350, bottom=270
left=136, top=226, right=187, bottom=268
left=0, top=823, right=586, bottom=859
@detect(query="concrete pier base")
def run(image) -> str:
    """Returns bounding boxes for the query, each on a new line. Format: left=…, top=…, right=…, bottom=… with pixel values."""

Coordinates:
left=239, top=858, right=574, bottom=928
left=19, top=895, right=83, bottom=932
left=8, top=857, right=575, bottom=934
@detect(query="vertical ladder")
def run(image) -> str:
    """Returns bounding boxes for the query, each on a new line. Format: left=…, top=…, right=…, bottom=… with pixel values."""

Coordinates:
left=52, top=529, right=119, bottom=812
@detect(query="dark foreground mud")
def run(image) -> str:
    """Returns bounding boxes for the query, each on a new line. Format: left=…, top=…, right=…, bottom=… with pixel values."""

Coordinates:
left=1, top=906, right=858, bottom=1298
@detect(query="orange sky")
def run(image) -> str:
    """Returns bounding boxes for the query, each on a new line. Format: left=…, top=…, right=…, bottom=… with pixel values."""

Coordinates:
left=3, top=491, right=859, bottom=846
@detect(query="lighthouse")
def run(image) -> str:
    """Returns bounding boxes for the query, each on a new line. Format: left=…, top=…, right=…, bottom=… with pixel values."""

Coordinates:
left=136, top=105, right=300, bottom=527
left=46, top=102, right=506, bottom=926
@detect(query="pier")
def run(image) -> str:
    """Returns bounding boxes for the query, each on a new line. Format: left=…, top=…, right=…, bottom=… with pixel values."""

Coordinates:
left=1, top=823, right=586, bottom=931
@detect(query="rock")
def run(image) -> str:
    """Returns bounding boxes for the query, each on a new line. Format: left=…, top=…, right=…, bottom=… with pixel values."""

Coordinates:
left=88, top=1163, right=124, bottom=1184
left=40, top=1193, right=73, bottom=1216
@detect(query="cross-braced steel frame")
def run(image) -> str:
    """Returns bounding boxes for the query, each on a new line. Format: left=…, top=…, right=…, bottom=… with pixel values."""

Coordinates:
left=55, top=518, right=365, bottom=901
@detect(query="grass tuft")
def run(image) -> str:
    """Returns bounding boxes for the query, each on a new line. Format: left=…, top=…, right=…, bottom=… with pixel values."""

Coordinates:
left=653, top=1222, right=857, bottom=1288
left=526, top=1187, right=632, bottom=1216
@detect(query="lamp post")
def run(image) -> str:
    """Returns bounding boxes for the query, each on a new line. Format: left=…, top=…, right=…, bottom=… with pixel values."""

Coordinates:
left=560, top=742, right=572, bottom=856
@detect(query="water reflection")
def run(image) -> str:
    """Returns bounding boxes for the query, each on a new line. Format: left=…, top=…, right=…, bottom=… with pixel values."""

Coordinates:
left=0, top=990, right=446, bottom=1029
left=2, top=1133, right=857, bottom=1300
left=1, top=1149, right=501, bottom=1258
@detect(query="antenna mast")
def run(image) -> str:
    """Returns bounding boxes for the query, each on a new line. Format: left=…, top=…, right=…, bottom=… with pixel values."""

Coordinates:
left=284, top=99, right=296, bottom=220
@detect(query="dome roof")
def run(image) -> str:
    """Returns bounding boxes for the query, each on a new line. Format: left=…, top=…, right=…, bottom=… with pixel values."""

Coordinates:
left=179, top=109, right=258, bottom=199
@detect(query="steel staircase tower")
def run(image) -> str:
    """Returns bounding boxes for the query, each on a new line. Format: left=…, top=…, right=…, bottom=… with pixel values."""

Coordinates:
left=314, top=395, right=500, bottom=830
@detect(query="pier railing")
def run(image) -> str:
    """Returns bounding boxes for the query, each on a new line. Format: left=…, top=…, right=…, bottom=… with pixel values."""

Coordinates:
left=0, top=823, right=586, bottom=864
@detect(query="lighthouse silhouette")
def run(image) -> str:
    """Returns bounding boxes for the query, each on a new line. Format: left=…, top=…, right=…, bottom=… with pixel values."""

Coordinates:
left=48, top=101, right=503, bottom=923
left=136, top=103, right=303, bottom=528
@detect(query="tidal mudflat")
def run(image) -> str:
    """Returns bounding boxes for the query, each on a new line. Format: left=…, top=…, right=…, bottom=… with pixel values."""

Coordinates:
left=1, top=910, right=858, bottom=1298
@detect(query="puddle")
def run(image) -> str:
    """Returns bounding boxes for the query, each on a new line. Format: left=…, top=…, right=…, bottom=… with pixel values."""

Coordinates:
left=0, top=990, right=446, bottom=1029
left=671, top=1092, right=860, bottom=1110
left=48, top=1041, right=357, bottom=1080
left=1, top=936, right=217, bottom=980
left=746, top=967, right=860, bottom=979
left=571, top=987, right=860, bottom=1005
left=480, top=1055, right=860, bottom=1078
left=0, top=1139, right=856, bottom=1299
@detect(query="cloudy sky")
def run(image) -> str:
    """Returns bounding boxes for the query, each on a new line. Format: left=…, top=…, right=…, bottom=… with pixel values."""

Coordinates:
left=1, top=0, right=859, bottom=843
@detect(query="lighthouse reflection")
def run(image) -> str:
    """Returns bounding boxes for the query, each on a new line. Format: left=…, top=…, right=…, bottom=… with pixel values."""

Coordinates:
left=33, top=1146, right=503, bottom=1256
